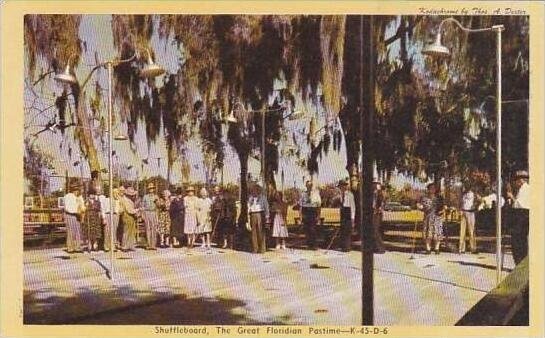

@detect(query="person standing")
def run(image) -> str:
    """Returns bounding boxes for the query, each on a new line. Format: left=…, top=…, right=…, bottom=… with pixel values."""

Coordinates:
left=100, top=187, right=122, bottom=252
left=157, top=189, right=172, bottom=248
left=212, top=186, right=236, bottom=249
left=140, top=182, right=160, bottom=250
left=197, top=187, right=213, bottom=248
left=419, top=183, right=446, bottom=254
left=506, top=170, right=530, bottom=265
left=459, top=183, right=478, bottom=254
left=372, top=180, right=386, bottom=254
left=63, top=183, right=85, bottom=253
left=300, top=180, right=321, bottom=250
left=337, top=180, right=355, bottom=252
left=248, top=184, right=269, bottom=253
left=271, top=191, right=289, bottom=250
left=119, top=186, right=139, bottom=251
left=169, top=187, right=185, bottom=247
left=183, top=186, right=199, bottom=248
left=84, top=186, right=103, bottom=252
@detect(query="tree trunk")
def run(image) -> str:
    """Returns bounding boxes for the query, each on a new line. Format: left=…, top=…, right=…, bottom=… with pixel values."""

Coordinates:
left=238, top=151, right=249, bottom=228
left=75, top=91, right=101, bottom=175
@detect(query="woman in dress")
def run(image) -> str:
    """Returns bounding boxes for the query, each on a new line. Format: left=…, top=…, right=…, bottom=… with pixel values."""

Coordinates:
left=197, top=187, right=213, bottom=248
left=272, top=191, right=289, bottom=249
left=157, top=189, right=172, bottom=247
left=84, top=186, right=103, bottom=251
left=419, top=183, right=446, bottom=254
left=169, top=187, right=185, bottom=247
left=183, top=186, right=199, bottom=248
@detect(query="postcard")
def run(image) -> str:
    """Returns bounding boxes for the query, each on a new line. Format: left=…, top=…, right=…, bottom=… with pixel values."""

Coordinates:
left=1, top=1, right=543, bottom=337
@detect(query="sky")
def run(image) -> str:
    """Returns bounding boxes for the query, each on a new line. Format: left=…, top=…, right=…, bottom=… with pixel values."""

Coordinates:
left=24, top=15, right=430, bottom=195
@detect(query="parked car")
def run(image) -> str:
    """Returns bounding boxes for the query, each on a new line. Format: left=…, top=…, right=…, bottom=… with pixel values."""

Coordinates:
left=383, top=201, right=412, bottom=211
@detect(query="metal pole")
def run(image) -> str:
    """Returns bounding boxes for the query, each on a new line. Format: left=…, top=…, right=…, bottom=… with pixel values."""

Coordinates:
left=495, top=25, right=504, bottom=284
left=40, top=170, right=44, bottom=208
left=262, top=111, right=266, bottom=195
left=361, top=15, right=375, bottom=325
left=107, top=62, right=115, bottom=280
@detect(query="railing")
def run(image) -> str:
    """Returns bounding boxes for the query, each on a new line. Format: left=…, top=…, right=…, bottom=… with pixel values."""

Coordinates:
left=456, top=256, right=529, bottom=325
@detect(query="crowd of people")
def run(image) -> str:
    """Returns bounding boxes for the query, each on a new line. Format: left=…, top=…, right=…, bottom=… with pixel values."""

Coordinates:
left=62, top=180, right=241, bottom=253
left=417, top=169, right=530, bottom=263
left=60, top=169, right=530, bottom=264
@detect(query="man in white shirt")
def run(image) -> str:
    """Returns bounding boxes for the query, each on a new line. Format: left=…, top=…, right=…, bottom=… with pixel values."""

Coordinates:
left=248, top=184, right=269, bottom=253
left=338, top=180, right=355, bottom=252
left=63, top=183, right=85, bottom=253
left=506, top=170, right=530, bottom=264
left=459, top=183, right=477, bottom=254
left=300, top=180, right=322, bottom=250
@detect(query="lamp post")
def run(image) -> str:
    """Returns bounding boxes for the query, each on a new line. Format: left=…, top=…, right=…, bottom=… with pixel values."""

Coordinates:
left=422, top=18, right=504, bottom=284
left=55, top=48, right=165, bottom=280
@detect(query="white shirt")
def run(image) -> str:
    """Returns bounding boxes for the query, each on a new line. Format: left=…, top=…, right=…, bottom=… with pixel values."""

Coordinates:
left=480, top=194, right=505, bottom=209
left=461, top=191, right=475, bottom=211
left=99, top=195, right=121, bottom=218
left=64, top=193, right=85, bottom=214
left=513, top=182, right=530, bottom=209
left=341, top=190, right=356, bottom=220
left=301, top=188, right=322, bottom=208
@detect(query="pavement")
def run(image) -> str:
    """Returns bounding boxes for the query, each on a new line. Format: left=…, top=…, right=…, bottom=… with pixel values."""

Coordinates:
left=24, top=242, right=515, bottom=325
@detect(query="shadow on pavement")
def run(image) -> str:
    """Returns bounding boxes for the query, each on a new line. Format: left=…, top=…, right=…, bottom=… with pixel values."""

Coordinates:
left=24, top=284, right=293, bottom=325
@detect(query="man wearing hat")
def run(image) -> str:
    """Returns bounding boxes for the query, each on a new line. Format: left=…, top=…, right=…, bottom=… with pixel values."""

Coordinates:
left=120, top=186, right=139, bottom=251
left=337, top=179, right=356, bottom=252
left=506, top=170, right=530, bottom=264
left=63, top=183, right=85, bottom=253
left=140, top=182, right=160, bottom=250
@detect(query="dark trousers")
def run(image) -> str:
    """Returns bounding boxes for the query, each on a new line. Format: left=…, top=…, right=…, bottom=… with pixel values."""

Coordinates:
left=372, top=212, right=385, bottom=252
left=340, top=207, right=352, bottom=251
left=302, top=207, right=319, bottom=249
left=511, top=209, right=529, bottom=265
left=250, top=212, right=266, bottom=253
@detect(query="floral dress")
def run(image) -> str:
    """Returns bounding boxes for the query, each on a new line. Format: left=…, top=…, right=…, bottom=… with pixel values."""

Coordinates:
left=157, top=197, right=171, bottom=235
left=83, top=195, right=103, bottom=242
left=421, top=196, right=444, bottom=241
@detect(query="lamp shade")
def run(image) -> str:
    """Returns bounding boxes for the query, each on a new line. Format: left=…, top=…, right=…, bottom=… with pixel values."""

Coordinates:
left=140, top=55, right=165, bottom=78
left=422, top=33, right=450, bottom=57
left=114, top=134, right=128, bottom=141
left=54, top=64, right=78, bottom=85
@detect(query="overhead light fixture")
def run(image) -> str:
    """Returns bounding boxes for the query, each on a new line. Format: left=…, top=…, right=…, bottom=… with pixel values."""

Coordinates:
left=54, top=55, right=78, bottom=85
left=140, top=48, right=165, bottom=78
left=422, top=33, right=450, bottom=57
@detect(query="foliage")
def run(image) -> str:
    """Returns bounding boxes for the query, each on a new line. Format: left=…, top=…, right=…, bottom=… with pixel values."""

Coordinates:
left=24, top=141, right=54, bottom=195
